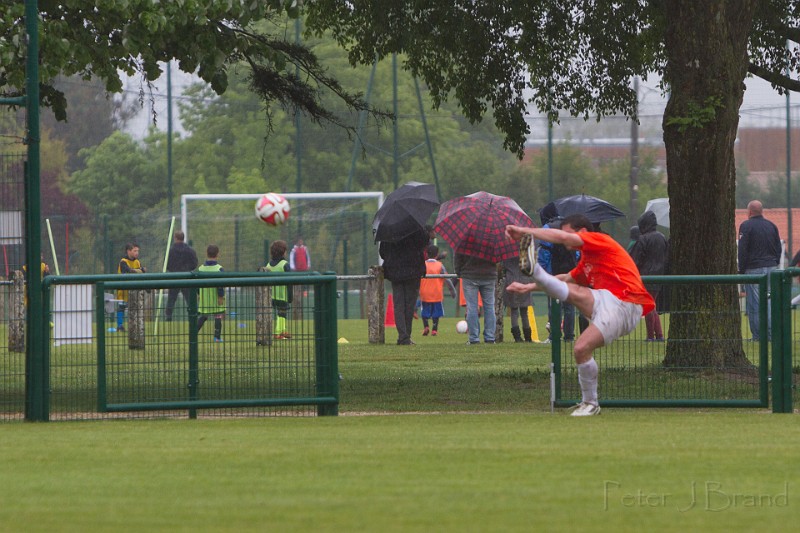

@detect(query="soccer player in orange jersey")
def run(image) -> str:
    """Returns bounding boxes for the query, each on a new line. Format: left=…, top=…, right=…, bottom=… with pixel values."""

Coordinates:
left=505, top=214, right=655, bottom=417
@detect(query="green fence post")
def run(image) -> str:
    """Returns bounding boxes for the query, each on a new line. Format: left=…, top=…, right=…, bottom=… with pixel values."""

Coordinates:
left=96, top=283, right=107, bottom=412
left=22, top=0, right=46, bottom=422
left=362, top=212, right=369, bottom=274
left=40, top=277, right=52, bottom=421
left=343, top=240, right=349, bottom=319
left=188, top=287, right=199, bottom=419
left=759, top=275, right=769, bottom=378
left=770, top=271, right=782, bottom=412
left=779, top=270, right=793, bottom=412
left=316, top=273, right=339, bottom=416
left=234, top=215, right=240, bottom=272
left=551, top=299, right=562, bottom=402
left=770, top=271, right=792, bottom=413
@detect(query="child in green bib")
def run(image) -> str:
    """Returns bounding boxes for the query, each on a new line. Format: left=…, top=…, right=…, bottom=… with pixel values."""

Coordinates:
left=265, top=240, right=292, bottom=339
left=198, top=244, right=225, bottom=342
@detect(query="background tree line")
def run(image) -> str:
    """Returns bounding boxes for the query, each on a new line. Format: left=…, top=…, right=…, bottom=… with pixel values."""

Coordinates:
left=22, top=30, right=670, bottom=274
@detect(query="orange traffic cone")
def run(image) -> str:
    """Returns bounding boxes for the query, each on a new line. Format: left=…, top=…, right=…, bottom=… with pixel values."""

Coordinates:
left=385, top=293, right=396, bottom=327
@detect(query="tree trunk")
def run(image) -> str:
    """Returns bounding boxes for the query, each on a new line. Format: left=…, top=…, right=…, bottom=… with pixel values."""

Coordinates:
left=662, top=1, right=757, bottom=367
left=367, top=265, right=385, bottom=344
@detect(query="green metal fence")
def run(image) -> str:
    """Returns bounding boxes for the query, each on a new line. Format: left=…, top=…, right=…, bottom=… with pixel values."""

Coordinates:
left=551, top=274, right=772, bottom=409
left=5, top=269, right=800, bottom=421
left=14, top=271, right=340, bottom=421
left=771, top=268, right=799, bottom=413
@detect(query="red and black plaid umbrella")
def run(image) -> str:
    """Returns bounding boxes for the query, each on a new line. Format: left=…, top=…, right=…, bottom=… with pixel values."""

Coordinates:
left=434, top=191, right=534, bottom=263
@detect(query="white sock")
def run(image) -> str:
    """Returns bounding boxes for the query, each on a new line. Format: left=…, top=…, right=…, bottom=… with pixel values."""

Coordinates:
left=533, top=263, right=570, bottom=301
left=577, top=358, right=599, bottom=405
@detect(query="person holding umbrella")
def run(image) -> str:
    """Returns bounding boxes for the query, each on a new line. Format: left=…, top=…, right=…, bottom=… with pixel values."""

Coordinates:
left=373, top=182, right=440, bottom=345
left=434, top=191, right=534, bottom=345
left=455, top=249, right=497, bottom=345
left=380, top=227, right=428, bottom=345
left=505, top=214, right=654, bottom=417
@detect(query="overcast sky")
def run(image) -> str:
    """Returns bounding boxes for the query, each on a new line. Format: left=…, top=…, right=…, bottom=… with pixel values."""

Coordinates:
left=124, top=66, right=798, bottom=142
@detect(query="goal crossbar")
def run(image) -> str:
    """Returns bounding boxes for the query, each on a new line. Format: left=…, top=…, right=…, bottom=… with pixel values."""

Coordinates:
left=180, top=192, right=385, bottom=240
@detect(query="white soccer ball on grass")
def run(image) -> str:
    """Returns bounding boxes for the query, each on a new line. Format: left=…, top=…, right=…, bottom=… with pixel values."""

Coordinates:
left=456, top=320, right=468, bottom=334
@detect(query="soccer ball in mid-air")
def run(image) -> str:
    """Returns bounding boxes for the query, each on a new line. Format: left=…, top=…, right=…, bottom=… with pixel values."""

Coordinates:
left=255, top=193, right=290, bottom=226
left=456, top=320, right=468, bottom=334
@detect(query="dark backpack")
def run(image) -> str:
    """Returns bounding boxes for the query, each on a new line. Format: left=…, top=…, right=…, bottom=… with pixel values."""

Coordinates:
left=294, top=246, right=309, bottom=271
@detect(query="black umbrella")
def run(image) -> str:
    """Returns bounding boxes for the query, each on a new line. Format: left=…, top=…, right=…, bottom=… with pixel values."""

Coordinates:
left=372, top=182, right=439, bottom=242
left=552, top=194, right=625, bottom=224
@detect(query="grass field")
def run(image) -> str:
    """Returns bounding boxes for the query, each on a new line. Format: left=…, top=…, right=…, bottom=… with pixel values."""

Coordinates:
left=0, top=313, right=774, bottom=418
left=1, top=413, right=798, bottom=531
left=1, top=315, right=798, bottom=531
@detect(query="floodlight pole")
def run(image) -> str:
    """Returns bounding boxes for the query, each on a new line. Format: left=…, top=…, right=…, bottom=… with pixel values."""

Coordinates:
left=167, top=62, right=174, bottom=217
left=547, top=122, right=553, bottom=201
left=346, top=54, right=441, bottom=195
left=392, top=54, right=399, bottom=189
left=786, top=55, right=793, bottom=262
left=295, top=18, right=304, bottom=236
left=630, top=76, right=640, bottom=222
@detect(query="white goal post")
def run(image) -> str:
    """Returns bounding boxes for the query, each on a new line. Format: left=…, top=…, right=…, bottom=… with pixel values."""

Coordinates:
left=181, top=192, right=385, bottom=269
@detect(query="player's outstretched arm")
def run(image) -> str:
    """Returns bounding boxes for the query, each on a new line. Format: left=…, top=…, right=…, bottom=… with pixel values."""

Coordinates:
left=506, top=281, right=538, bottom=294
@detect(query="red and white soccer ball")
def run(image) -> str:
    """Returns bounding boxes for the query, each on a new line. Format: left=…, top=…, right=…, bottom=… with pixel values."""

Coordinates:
left=255, top=193, right=290, bottom=226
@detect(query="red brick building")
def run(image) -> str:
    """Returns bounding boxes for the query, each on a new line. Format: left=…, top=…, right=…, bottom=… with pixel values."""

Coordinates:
left=523, top=127, right=800, bottom=175
left=735, top=208, right=800, bottom=264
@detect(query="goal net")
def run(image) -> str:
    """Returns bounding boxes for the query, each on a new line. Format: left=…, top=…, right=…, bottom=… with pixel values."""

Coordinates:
left=181, top=192, right=384, bottom=273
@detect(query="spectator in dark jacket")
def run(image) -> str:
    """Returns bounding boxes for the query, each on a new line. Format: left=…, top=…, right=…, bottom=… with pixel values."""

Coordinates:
left=627, top=225, right=640, bottom=252
left=380, top=227, right=428, bottom=345
left=738, top=200, right=781, bottom=341
left=537, top=203, right=585, bottom=342
left=165, top=230, right=199, bottom=321
left=630, top=210, right=669, bottom=341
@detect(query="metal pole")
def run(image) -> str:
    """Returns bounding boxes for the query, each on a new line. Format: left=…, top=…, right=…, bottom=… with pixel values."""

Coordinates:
left=786, top=62, right=793, bottom=262
left=234, top=215, right=240, bottom=272
left=414, top=78, right=441, bottom=200
left=294, top=19, right=304, bottom=235
left=547, top=122, right=553, bottom=201
left=392, top=54, right=399, bottom=189
left=24, top=0, right=46, bottom=421
left=346, top=60, right=377, bottom=192
left=343, top=240, right=349, bottom=319
left=167, top=62, right=173, bottom=217
left=630, top=76, right=640, bottom=221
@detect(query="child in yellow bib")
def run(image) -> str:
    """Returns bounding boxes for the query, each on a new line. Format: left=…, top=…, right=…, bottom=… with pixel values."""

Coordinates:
left=265, top=240, right=292, bottom=339
left=197, top=244, right=225, bottom=342
left=116, top=243, right=145, bottom=332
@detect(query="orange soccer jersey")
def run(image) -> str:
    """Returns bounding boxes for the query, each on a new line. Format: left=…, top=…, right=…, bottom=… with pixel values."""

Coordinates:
left=569, top=232, right=655, bottom=316
left=419, top=260, right=446, bottom=303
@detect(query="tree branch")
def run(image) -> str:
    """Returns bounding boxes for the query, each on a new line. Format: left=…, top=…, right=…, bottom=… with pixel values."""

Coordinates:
left=747, top=62, right=800, bottom=92
left=781, top=25, right=800, bottom=44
